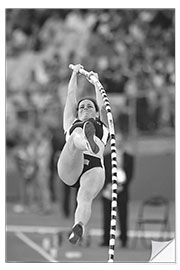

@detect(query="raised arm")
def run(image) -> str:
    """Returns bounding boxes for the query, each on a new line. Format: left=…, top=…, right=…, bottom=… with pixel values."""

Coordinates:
left=88, top=72, right=108, bottom=126
left=63, top=64, right=83, bottom=131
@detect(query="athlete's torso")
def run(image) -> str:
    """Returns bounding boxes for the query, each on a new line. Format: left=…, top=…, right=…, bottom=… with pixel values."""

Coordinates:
left=65, top=118, right=109, bottom=159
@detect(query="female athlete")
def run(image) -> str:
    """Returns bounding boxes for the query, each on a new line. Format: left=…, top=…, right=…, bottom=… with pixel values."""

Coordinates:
left=57, top=64, right=109, bottom=244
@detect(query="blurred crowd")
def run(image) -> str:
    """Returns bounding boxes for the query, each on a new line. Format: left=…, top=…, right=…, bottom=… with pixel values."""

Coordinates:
left=6, top=9, right=175, bottom=211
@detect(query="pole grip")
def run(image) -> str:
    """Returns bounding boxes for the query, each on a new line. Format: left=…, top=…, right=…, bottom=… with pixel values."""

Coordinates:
left=69, top=64, right=89, bottom=77
left=69, top=64, right=100, bottom=85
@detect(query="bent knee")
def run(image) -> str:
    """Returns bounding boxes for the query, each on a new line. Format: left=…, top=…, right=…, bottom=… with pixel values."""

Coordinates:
left=57, top=158, right=79, bottom=186
left=57, top=165, right=72, bottom=184
left=57, top=158, right=68, bottom=183
left=57, top=158, right=63, bottom=179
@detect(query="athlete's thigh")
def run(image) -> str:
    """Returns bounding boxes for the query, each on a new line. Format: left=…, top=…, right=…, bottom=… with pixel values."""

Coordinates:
left=57, top=139, right=84, bottom=185
left=79, top=167, right=105, bottom=198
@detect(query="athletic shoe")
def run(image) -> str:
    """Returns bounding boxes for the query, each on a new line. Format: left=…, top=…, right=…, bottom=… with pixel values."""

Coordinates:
left=83, top=120, right=99, bottom=154
left=69, top=222, right=84, bottom=244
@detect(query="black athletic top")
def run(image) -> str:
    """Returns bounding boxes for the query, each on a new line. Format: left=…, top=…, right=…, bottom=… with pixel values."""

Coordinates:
left=66, top=118, right=109, bottom=146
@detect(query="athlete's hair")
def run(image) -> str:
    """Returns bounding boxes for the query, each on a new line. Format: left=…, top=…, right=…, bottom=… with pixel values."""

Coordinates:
left=76, top=97, right=99, bottom=112
left=76, top=97, right=100, bottom=119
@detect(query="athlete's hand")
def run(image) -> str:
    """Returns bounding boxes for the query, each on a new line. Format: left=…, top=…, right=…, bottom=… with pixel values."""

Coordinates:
left=86, top=71, right=99, bottom=85
left=72, top=64, right=84, bottom=75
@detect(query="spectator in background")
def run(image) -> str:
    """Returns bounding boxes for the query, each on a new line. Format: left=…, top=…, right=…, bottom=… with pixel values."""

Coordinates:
left=6, top=9, right=175, bottom=215
left=100, top=134, right=134, bottom=248
left=35, top=126, right=52, bottom=214
left=136, top=95, right=150, bottom=132
left=13, top=129, right=38, bottom=212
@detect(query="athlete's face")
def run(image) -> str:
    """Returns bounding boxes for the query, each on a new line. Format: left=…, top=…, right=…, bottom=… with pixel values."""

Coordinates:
left=77, top=99, right=99, bottom=121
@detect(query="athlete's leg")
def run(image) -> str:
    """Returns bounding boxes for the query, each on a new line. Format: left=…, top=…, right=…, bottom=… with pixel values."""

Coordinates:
left=75, top=167, right=105, bottom=226
left=57, top=128, right=87, bottom=185
left=57, top=122, right=102, bottom=185
left=68, top=167, right=105, bottom=244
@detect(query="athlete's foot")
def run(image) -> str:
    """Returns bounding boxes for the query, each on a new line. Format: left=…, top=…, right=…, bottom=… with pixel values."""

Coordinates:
left=69, top=222, right=84, bottom=245
left=83, top=120, right=99, bottom=154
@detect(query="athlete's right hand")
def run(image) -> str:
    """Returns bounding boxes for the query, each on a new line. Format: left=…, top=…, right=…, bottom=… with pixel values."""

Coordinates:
left=72, top=64, right=84, bottom=74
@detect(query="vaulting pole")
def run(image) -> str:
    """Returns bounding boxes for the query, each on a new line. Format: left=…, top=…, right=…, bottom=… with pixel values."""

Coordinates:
left=69, top=64, right=118, bottom=262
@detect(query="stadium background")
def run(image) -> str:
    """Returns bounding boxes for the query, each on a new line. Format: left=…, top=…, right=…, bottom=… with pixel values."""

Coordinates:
left=5, top=8, right=175, bottom=263
left=6, top=9, right=175, bottom=201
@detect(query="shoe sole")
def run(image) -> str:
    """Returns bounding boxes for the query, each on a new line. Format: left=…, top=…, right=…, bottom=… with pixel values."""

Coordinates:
left=69, top=223, right=83, bottom=244
left=83, top=121, right=99, bottom=154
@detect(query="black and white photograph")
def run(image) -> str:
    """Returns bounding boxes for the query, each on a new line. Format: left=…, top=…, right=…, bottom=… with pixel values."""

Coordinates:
left=4, top=7, right=176, bottom=264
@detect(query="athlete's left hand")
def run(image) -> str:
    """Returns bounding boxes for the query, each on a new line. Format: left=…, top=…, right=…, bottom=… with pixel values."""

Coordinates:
left=86, top=71, right=99, bottom=85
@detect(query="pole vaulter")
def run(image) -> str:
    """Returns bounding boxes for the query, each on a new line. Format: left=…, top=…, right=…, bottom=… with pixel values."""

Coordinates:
left=69, top=64, right=118, bottom=262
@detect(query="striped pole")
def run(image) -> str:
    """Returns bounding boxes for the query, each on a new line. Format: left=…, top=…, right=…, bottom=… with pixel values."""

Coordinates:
left=69, top=64, right=118, bottom=262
